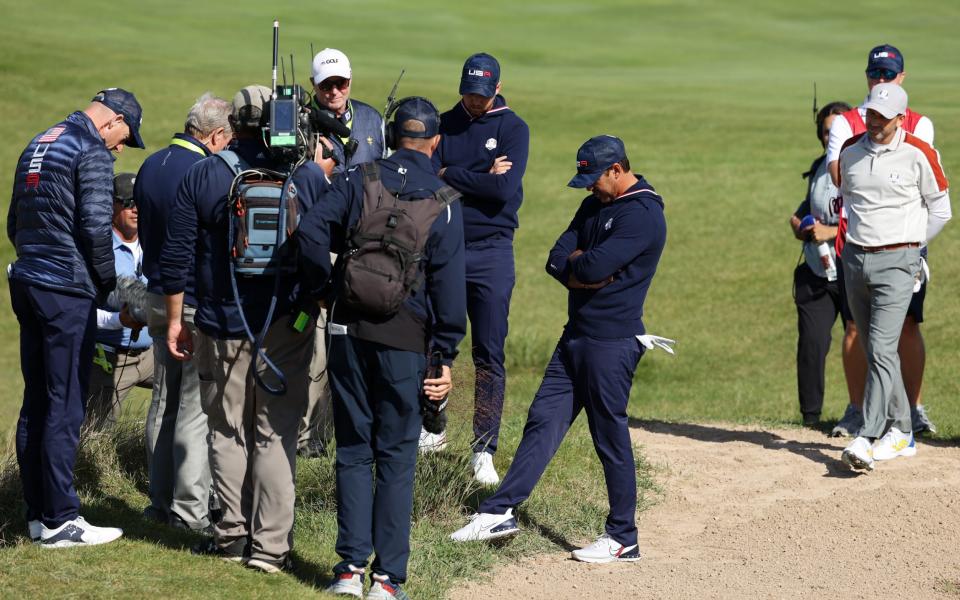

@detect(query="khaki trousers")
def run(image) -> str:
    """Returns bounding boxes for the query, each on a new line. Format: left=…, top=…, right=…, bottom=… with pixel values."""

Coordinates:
left=86, top=345, right=154, bottom=430
left=195, top=317, right=314, bottom=562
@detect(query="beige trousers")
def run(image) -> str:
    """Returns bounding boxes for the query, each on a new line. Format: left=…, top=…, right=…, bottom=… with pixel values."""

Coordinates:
left=195, top=318, right=314, bottom=562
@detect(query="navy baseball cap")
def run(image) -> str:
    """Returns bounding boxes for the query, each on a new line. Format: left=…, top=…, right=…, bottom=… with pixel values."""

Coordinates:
left=459, top=53, right=500, bottom=97
left=866, top=44, right=904, bottom=74
left=93, top=88, right=144, bottom=149
left=394, top=96, right=440, bottom=138
left=113, top=173, right=136, bottom=206
left=568, top=135, right=627, bottom=188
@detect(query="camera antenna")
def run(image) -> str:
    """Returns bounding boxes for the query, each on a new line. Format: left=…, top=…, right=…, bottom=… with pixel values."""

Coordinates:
left=281, top=56, right=288, bottom=87
left=271, top=19, right=279, bottom=99
left=290, top=53, right=297, bottom=89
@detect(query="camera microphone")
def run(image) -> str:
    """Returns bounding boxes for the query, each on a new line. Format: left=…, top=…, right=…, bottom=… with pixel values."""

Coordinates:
left=311, top=108, right=351, bottom=139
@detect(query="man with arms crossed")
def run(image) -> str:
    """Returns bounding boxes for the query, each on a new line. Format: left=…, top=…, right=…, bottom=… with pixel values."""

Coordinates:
left=839, top=83, right=950, bottom=471
left=451, top=136, right=666, bottom=563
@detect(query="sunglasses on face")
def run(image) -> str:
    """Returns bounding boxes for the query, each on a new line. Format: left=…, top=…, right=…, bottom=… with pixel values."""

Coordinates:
left=317, top=78, right=350, bottom=92
left=866, top=68, right=899, bottom=81
left=114, top=198, right=136, bottom=209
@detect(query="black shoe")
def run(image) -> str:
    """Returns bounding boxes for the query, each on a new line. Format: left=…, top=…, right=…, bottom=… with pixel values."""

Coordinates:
left=142, top=506, right=168, bottom=524
left=298, top=438, right=327, bottom=459
left=192, top=537, right=247, bottom=563
left=802, top=413, right=820, bottom=428
left=170, top=513, right=214, bottom=536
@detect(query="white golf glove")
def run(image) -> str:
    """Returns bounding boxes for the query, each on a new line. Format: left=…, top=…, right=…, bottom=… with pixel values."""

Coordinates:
left=914, top=255, right=930, bottom=293
left=635, top=334, right=677, bottom=355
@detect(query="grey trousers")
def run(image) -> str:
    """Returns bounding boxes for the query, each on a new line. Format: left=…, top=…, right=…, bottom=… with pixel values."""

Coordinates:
left=86, top=344, right=154, bottom=431
left=842, top=245, right=921, bottom=438
left=144, top=293, right=212, bottom=529
left=300, top=308, right=333, bottom=448
left=195, top=317, right=314, bottom=562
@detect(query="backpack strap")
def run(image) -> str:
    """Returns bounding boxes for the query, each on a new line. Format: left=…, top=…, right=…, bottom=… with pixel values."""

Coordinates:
left=360, top=161, right=381, bottom=185
left=434, top=185, right=461, bottom=208
left=216, top=149, right=248, bottom=176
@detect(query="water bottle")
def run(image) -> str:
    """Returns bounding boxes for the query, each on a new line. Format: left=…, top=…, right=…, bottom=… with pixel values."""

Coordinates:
left=800, top=215, right=837, bottom=282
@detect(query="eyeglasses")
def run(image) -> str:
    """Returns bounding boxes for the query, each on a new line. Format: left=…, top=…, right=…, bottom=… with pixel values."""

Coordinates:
left=317, top=77, right=350, bottom=92
left=866, top=68, right=899, bottom=81
left=114, top=198, right=136, bottom=209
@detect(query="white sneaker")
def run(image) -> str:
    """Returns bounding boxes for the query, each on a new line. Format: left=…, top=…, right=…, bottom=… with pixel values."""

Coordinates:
left=28, top=520, right=42, bottom=542
left=571, top=533, right=641, bottom=563
left=872, top=427, right=916, bottom=461
left=471, top=451, right=500, bottom=485
left=325, top=565, right=364, bottom=598
left=450, top=509, right=520, bottom=542
left=366, top=573, right=409, bottom=599
left=39, top=516, right=123, bottom=548
left=418, top=427, right=447, bottom=453
left=841, top=436, right=875, bottom=471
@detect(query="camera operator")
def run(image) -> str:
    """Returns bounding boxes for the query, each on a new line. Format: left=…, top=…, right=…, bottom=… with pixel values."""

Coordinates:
left=136, top=93, right=233, bottom=533
left=85, top=173, right=153, bottom=431
left=160, top=84, right=334, bottom=572
left=310, top=48, right=385, bottom=176
left=9, top=88, right=144, bottom=546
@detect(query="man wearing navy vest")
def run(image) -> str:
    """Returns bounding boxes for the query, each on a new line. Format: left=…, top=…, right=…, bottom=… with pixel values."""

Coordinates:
left=431, top=52, right=530, bottom=485
left=162, top=85, right=332, bottom=572
left=9, top=88, right=144, bottom=547
left=826, top=44, right=939, bottom=439
left=451, top=136, right=667, bottom=564
left=136, top=93, right=233, bottom=533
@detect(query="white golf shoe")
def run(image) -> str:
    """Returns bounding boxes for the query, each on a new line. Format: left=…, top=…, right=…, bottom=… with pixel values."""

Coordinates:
left=471, top=451, right=500, bottom=486
left=39, top=516, right=123, bottom=548
left=872, top=427, right=916, bottom=461
left=841, top=436, right=875, bottom=471
left=450, top=509, right=520, bottom=542
left=571, top=533, right=641, bottom=563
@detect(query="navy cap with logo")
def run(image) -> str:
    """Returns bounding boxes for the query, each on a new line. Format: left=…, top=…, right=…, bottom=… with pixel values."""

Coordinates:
left=113, top=172, right=136, bottom=207
left=866, top=44, right=904, bottom=74
left=568, top=135, right=627, bottom=188
left=394, top=96, right=440, bottom=138
left=459, top=52, right=500, bottom=97
left=92, top=88, right=145, bottom=149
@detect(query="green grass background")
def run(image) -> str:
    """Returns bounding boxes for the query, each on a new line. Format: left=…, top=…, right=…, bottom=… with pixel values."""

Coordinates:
left=0, top=0, right=958, bottom=597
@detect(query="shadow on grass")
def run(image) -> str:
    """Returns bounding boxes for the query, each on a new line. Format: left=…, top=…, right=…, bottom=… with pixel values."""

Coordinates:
left=628, top=418, right=862, bottom=478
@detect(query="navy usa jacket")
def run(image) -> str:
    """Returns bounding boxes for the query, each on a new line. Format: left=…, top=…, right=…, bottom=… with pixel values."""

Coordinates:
left=160, top=139, right=329, bottom=338
left=546, top=179, right=667, bottom=339
left=433, top=96, right=529, bottom=242
left=298, top=148, right=467, bottom=364
left=136, top=133, right=211, bottom=306
left=8, top=111, right=116, bottom=300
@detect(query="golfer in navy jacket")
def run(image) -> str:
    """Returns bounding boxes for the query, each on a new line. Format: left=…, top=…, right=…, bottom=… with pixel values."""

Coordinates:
left=451, top=135, right=667, bottom=564
left=431, top=52, right=530, bottom=485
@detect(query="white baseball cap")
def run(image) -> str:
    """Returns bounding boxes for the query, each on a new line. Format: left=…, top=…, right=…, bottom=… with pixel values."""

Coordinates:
left=311, top=48, right=351, bottom=83
left=864, top=82, right=908, bottom=119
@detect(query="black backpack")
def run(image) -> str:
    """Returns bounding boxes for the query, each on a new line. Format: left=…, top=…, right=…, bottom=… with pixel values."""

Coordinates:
left=340, top=162, right=460, bottom=317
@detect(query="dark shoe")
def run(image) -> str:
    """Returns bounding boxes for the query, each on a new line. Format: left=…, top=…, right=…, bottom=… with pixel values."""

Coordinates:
left=170, top=513, right=214, bottom=536
left=192, top=537, right=246, bottom=563
left=142, top=505, right=167, bottom=524
left=298, top=438, right=328, bottom=459
left=802, top=413, right=820, bottom=428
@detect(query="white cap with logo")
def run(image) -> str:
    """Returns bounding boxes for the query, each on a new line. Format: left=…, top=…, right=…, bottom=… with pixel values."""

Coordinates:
left=311, top=48, right=351, bottom=83
left=864, top=82, right=908, bottom=119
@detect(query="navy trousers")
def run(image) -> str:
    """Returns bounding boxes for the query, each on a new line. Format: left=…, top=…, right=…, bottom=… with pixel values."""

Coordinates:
left=329, top=334, right=426, bottom=583
left=465, top=237, right=515, bottom=454
left=10, top=280, right=97, bottom=528
left=480, top=330, right=643, bottom=546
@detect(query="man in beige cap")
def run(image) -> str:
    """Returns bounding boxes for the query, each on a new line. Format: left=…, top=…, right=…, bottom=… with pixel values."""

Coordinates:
left=161, top=85, right=335, bottom=571
left=838, top=83, right=951, bottom=471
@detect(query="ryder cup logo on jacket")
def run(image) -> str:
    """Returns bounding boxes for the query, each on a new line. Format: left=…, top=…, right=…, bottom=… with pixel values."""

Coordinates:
left=485, top=138, right=497, bottom=151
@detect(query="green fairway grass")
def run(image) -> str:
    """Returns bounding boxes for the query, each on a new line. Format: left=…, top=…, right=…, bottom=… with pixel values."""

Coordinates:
left=0, top=0, right=958, bottom=597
